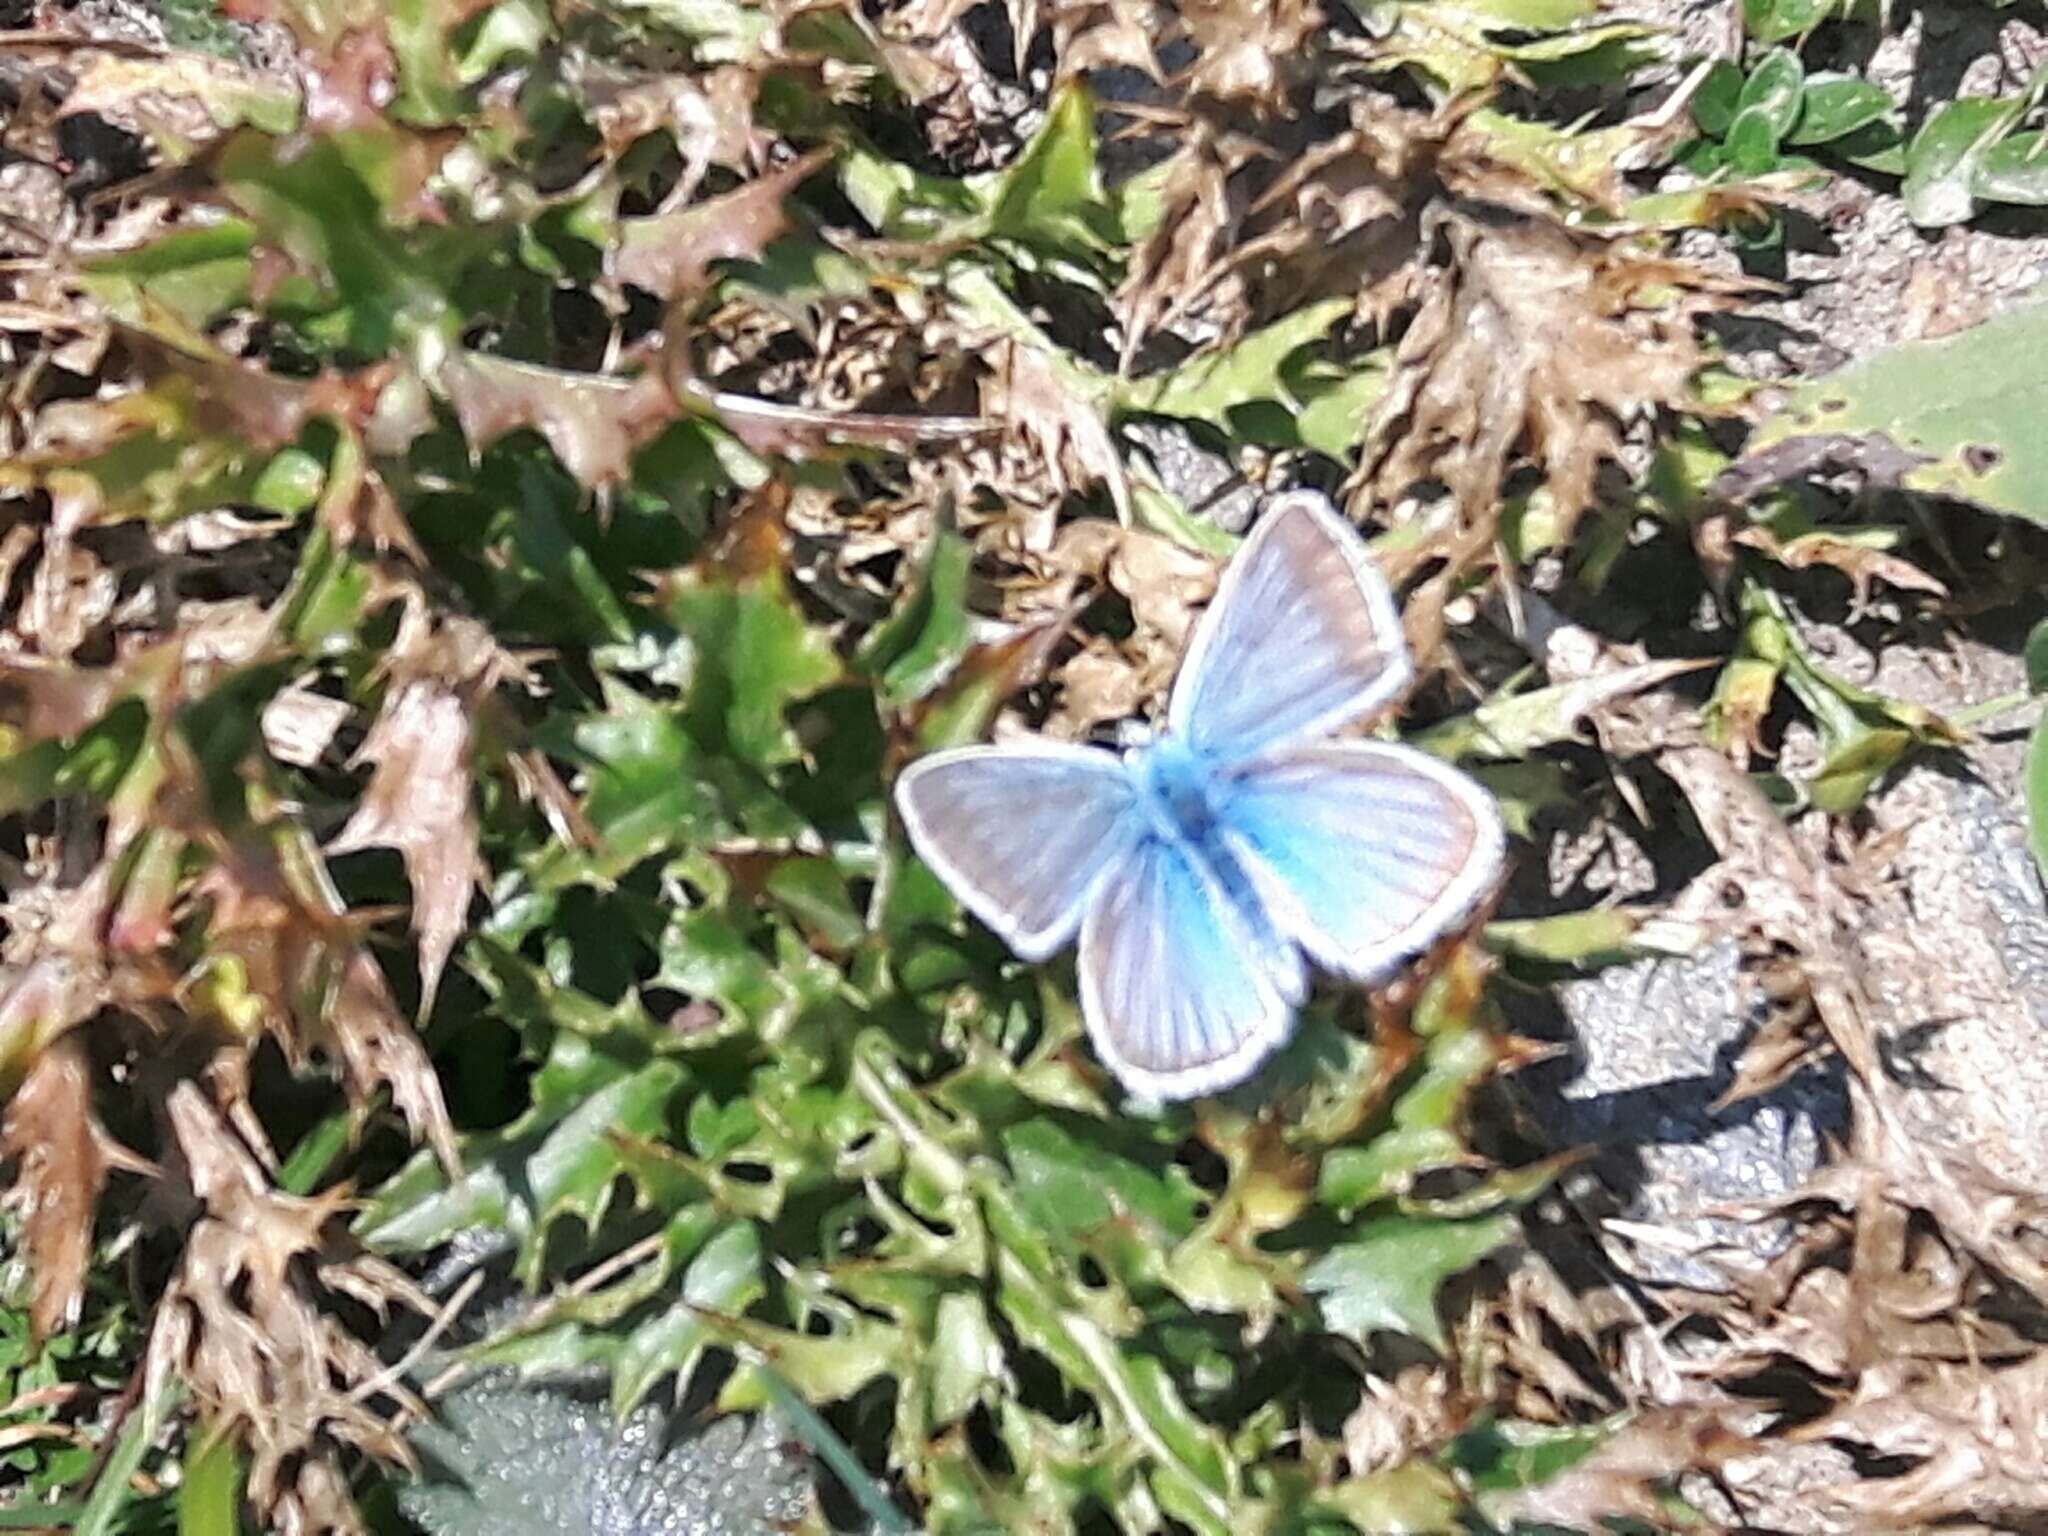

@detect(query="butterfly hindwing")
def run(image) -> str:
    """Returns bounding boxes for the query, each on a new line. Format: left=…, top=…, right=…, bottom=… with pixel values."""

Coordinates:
left=1215, top=740, right=1505, bottom=982
left=895, top=743, right=1141, bottom=961
left=1168, top=492, right=1410, bottom=764
left=1078, top=833, right=1302, bottom=1100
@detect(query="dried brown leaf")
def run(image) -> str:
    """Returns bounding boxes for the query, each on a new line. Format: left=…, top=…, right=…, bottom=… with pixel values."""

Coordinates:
left=146, top=1083, right=431, bottom=1533
left=608, top=150, right=829, bottom=301
left=1114, top=128, right=1253, bottom=368
left=195, top=826, right=458, bottom=1172
left=983, top=336, right=1128, bottom=518
left=577, top=61, right=767, bottom=177
left=1036, top=519, right=1216, bottom=735
left=1178, top=0, right=1321, bottom=105
left=1342, top=1364, right=1456, bottom=1475
left=1485, top=1407, right=1741, bottom=1529
left=331, top=604, right=519, bottom=1019
left=440, top=354, right=674, bottom=489
left=1, top=1035, right=148, bottom=1336
left=328, top=677, right=480, bottom=1017
left=1732, top=525, right=1948, bottom=608
left=1361, top=209, right=1735, bottom=547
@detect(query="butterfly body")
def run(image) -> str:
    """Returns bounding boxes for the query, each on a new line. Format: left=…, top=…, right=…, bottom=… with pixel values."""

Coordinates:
left=1131, top=737, right=1221, bottom=843
left=895, top=494, right=1505, bottom=1101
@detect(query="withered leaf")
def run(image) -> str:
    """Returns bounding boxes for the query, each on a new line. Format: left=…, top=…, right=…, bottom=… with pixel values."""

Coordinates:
left=989, top=335, right=1127, bottom=518
left=1732, top=524, right=1948, bottom=607
left=329, top=674, right=482, bottom=1018
left=1482, top=1407, right=1740, bottom=1529
left=440, top=354, right=675, bottom=489
left=609, top=150, right=830, bottom=301
left=195, top=827, right=458, bottom=1173
left=1363, top=206, right=1738, bottom=548
left=1, top=1036, right=149, bottom=1337
left=1178, top=0, right=1322, bottom=105
left=146, top=1083, right=431, bottom=1533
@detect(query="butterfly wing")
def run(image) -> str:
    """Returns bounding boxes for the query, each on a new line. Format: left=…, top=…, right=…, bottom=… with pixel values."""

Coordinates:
left=895, top=743, right=1141, bottom=961
left=1169, top=492, right=1410, bottom=763
left=1077, top=834, right=1304, bottom=1100
left=1214, top=740, right=1504, bottom=982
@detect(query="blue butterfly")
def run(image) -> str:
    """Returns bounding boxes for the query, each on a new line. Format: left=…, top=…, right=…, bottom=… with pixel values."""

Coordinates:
left=894, top=493, right=1505, bottom=1101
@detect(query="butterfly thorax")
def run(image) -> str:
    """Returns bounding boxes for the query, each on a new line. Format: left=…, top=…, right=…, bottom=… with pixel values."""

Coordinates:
left=1132, top=737, right=1224, bottom=845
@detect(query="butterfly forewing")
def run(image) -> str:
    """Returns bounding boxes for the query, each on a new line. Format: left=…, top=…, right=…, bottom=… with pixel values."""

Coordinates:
left=895, top=744, right=1140, bottom=961
left=1215, top=740, right=1505, bottom=982
left=1078, top=835, right=1300, bottom=1100
left=1168, top=493, right=1410, bottom=764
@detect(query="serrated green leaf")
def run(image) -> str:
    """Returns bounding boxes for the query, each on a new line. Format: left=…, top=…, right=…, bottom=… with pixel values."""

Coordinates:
left=857, top=527, right=975, bottom=711
left=667, top=568, right=842, bottom=772
left=1120, top=300, right=1351, bottom=425
left=1304, top=1213, right=1518, bottom=1350
left=529, top=1061, right=687, bottom=1230
left=612, top=1221, right=765, bottom=1412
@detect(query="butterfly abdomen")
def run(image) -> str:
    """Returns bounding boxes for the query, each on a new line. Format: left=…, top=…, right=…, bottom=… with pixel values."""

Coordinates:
left=1132, top=738, right=1300, bottom=990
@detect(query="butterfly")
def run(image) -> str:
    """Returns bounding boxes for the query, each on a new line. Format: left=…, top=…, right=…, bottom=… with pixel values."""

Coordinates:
left=893, top=492, right=1505, bottom=1101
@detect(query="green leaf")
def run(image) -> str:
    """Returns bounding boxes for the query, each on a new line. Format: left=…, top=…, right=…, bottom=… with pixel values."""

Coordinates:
left=667, top=563, right=843, bottom=773
left=84, top=220, right=256, bottom=331
left=1902, top=96, right=2023, bottom=228
left=1745, top=297, right=2048, bottom=523
left=856, top=527, right=975, bottom=711
left=1724, top=104, right=1787, bottom=175
left=2025, top=618, right=2048, bottom=694
left=178, top=1425, right=244, bottom=1536
left=984, top=82, right=1108, bottom=254
left=1453, top=1413, right=1624, bottom=1492
left=1119, top=299, right=1352, bottom=426
left=77, top=1376, right=182, bottom=1536
left=533, top=684, right=719, bottom=885
left=1691, top=59, right=1744, bottom=137
left=1733, top=585, right=1961, bottom=812
left=927, top=1292, right=1002, bottom=1427
left=1305, top=1213, right=1519, bottom=1350
left=1974, top=129, right=2048, bottom=205
left=530, top=1061, right=687, bottom=1230
left=1736, top=50, right=1806, bottom=140
left=1742, top=0, right=1833, bottom=43
left=1001, top=1118, right=1202, bottom=1249
left=613, top=1221, right=765, bottom=1413
left=1791, top=74, right=1894, bottom=145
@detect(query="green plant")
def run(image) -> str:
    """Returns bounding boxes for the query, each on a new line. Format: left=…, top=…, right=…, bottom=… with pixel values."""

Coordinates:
left=1684, top=51, right=1895, bottom=180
